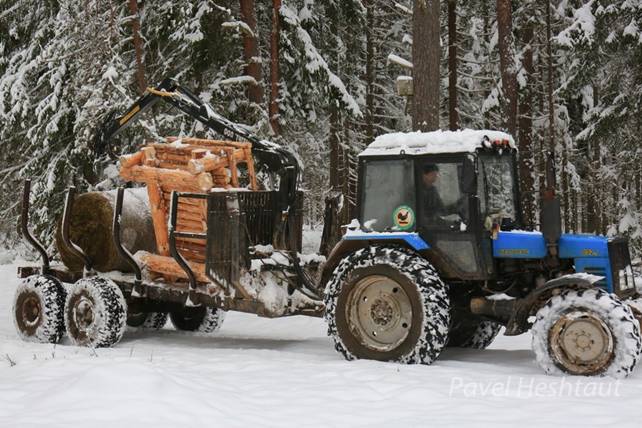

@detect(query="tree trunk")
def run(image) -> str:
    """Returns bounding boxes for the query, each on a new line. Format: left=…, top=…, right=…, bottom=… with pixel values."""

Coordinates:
left=587, top=138, right=601, bottom=233
left=269, top=0, right=281, bottom=135
left=412, top=0, right=441, bottom=131
left=447, top=0, right=459, bottom=131
left=365, top=0, right=375, bottom=142
left=128, top=0, right=146, bottom=94
left=239, top=0, right=263, bottom=104
left=496, top=0, right=517, bottom=136
left=518, top=26, right=535, bottom=228
left=545, top=0, right=555, bottom=154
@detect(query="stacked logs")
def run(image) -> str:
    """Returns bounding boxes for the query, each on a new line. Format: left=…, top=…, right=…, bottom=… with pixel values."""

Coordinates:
left=119, top=137, right=258, bottom=285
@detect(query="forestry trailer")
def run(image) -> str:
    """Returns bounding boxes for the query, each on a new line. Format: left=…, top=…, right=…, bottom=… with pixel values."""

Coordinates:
left=13, top=78, right=642, bottom=378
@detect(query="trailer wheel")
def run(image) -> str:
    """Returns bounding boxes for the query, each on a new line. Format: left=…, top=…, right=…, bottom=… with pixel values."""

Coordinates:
left=324, top=246, right=450, bottom=364
left=127, top=312, right=168, bottom=330
left=65, top=277, right=127, bottom=348
left=531, top=288, right=642, bottom=378
left=170, top=306, right=225, bottom=333
left=448, top=318, right=502, bottom=349
left=13, top=275, right=66, bottom=343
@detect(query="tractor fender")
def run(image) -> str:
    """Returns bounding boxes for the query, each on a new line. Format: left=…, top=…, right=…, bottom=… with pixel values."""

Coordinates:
left=504, top=275, right=597, bottom=336
left=318, top=238, right=420, bottom=291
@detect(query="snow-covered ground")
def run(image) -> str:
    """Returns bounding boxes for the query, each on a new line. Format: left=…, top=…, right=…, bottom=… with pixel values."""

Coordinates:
left=2, top=262, right=642, bottom=427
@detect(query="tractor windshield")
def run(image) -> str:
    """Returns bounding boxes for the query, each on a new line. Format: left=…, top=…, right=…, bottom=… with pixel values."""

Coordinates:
left=360, top=159, right=416, bottom=231
left=478, top=153, right=517, bottom=221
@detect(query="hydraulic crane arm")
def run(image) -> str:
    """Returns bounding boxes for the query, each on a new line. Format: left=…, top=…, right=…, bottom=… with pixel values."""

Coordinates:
left=93, top=78, right=299, bottom=211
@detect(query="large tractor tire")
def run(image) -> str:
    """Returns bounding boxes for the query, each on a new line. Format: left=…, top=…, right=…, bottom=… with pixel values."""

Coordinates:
left=531, top=288, right=642, bottom=378
left=170, top=306, right=226, bottom=333
left=448, top=317, right=502, bottom=349
left=64, top=277, right=127, bottom=348
left=324, top=246, right=450, bottom=364
left=13, top=275, right=66, bottom=343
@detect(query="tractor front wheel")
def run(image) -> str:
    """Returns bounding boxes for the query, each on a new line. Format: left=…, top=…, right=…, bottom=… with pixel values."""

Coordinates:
left=324, top=246, right=450, bottom=364
left=531, top=288, right=642, bottom=377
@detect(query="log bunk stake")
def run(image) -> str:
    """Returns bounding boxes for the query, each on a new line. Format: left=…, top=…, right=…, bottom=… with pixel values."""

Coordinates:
left=119, top=137, right=258, bottom=284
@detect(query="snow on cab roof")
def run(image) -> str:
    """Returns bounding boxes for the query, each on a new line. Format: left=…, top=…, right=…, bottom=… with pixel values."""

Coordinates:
left=360, top=129, right=516, bottom=156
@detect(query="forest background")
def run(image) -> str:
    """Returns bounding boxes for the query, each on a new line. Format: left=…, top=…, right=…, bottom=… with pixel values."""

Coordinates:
left=0, top=0, right=641, bottom=255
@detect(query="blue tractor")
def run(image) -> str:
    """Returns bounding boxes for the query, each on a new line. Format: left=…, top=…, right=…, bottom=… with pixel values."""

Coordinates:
left=321, top=129, right=642, bottom=377
left=12, top=79, right=642, bottom=377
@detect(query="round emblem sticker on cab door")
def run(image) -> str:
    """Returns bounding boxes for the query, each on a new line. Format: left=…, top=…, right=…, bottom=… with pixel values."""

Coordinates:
left=392, top=205, right=415, bottom=230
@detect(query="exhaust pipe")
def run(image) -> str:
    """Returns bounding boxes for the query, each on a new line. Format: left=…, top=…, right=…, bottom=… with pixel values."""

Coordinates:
left=540, top=151, right=561, bottom=260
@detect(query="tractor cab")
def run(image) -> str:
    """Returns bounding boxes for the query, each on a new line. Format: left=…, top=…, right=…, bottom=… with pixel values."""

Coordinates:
left=355, top=130, right=518, bottom=281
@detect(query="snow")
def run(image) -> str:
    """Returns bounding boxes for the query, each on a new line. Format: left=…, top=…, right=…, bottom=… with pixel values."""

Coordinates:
left=555, top=2, right=596, bottom=47
left=387, top=53, right=413, bottom=69
left=101, top=66, right=118, bottom=81
left=360, top=129, right=516, bottom=157
left=219, top=76, right=259, bottom=87
left=560, top=272, right=605, bottom=284
left=280, top=5, right=361, bottom=117
left=2, top=263, right=642, bottom=426
left=168, top=139, right=187, bottom=148
left=221, top=21, right=254, bottom=37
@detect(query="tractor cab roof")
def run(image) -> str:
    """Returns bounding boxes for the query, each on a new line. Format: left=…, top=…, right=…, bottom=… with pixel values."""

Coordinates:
left=359, top=129, right=516, bottom=157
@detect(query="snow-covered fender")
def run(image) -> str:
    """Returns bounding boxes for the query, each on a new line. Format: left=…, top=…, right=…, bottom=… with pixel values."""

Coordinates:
left=319, top=233, right=429, bottom=290
left=504, top=275, right=598, bottom=336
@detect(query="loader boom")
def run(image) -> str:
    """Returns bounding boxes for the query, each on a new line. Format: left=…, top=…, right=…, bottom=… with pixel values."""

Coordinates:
left=93, top=78, right=299, bottom=212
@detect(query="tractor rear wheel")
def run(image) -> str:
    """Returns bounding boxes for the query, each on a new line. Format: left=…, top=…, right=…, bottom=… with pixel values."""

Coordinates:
left=65, top=277, right=127, bottom=348
left=169, top=306, right=225, bottom=333
left=531, top=288, right=642, bottom=378
left=13, top=275, right=66, bottom=343
left=324, top=246, right=450, bottom=364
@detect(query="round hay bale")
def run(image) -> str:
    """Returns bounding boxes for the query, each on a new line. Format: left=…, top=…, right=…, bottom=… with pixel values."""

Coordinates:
left=55, top=188, right=157, bottom=272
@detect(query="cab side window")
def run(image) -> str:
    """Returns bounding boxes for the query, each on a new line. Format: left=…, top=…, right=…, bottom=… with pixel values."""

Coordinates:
left=418, top=161, right=467, bottom=229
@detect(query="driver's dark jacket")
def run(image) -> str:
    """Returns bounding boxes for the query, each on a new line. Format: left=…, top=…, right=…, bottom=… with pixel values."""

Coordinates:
left=422, top=185, right=445, bottom=221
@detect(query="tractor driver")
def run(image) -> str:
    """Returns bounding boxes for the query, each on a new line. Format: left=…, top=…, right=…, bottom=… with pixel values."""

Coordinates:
left=421, top=163, right=446, bottom=223
left=421, top=163, right=466, bottom=226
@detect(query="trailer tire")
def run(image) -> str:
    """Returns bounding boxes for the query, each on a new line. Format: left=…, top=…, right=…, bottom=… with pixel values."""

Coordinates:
left=127, top=312, right=168, bottom=330
left=324, top=246, right=450, bottom=364
left=142, top=312, right=169, bottom=329
left=65, top=277, right=127, bottom=348
left=13, top=275, right=66, bottom=343
left=170, top=306, right=225, bottom=333
left=448, top=318, right=502, bottom=349
left=531, top=288, right=642, bottom=378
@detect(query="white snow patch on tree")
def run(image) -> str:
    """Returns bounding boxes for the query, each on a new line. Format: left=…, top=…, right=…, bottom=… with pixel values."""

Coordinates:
left=280, top=4, right=361, bottom=117
left=387, top=53, right=413, bottom=69
left=556, top=1, right=596, bottom=46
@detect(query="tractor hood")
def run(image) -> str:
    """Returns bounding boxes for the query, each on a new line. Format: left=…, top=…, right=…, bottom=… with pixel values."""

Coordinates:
left=492, top=230, right=609, bottom=259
